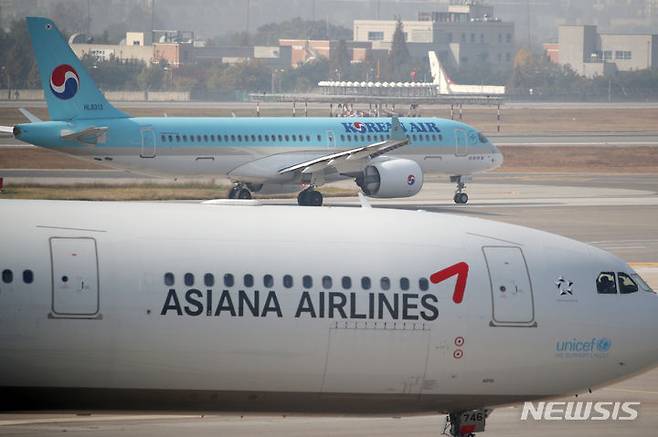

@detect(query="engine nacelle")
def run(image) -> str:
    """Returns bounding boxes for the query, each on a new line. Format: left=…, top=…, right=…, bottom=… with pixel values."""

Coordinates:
left=356, top=158, right=424, bottom=198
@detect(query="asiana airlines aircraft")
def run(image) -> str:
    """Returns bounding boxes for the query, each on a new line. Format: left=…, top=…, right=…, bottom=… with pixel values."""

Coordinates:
left=2, top=17, right=503, bottom=206
left=0, top=199, right=656, bottom=436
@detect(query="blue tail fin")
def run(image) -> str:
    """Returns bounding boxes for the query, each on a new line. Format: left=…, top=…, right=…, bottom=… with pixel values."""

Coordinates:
left=26, top=17, right=128, bottom=121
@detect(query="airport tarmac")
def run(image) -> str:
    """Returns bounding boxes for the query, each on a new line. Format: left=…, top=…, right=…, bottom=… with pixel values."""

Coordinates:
left=0, top=169, right=657, bottom=437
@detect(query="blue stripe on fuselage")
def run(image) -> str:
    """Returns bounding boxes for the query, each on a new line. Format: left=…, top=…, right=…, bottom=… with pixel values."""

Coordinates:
left=16, top=117, right=496, bottom=153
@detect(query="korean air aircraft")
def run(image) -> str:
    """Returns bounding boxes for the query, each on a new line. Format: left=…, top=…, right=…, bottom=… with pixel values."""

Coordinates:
left=4, top=17, right=502, bottom=206
left=0, top=199, right=657, bottom=436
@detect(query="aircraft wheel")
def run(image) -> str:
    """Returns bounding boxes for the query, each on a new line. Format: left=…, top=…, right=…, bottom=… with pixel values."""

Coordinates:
left=228, top=186, right=240, bottom=199
left=297, top=190, right=309, bottom=206
left=454, top=192, right=468, bottom=204
left=237, top=188, right=252, bottom=199
left=309, top=190, right=323, bottom=207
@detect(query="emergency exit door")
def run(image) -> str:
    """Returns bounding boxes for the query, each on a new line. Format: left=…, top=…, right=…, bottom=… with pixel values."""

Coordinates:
left=50, top=237, right=99, bottom=317
left=455, top=128, right=467, bottom=156
left=483, top=246, right=536, bottom=327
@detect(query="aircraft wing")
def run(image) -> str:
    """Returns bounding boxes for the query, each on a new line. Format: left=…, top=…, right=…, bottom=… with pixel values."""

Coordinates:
left=60, top=126, right=108, bottom=143
left=278, top=116, right=408, bottom=176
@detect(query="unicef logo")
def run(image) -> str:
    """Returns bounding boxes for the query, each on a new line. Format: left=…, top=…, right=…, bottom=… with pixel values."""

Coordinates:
left=407, top=174, right=416, bottom=185
left=50, top=64, right=79, bottom=100
left=596, top=338, right=612, bottom=353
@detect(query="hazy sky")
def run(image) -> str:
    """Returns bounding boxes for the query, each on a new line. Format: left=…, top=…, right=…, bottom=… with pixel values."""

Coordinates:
left=12, top=0, right=658, bottom=44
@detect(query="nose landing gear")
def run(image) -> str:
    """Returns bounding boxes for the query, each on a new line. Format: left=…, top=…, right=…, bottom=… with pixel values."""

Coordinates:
left=297, top=187, right=323, bottom=206
left=444, top=409, right=490, bottom=437
left=451, top=175, right=471, bottom=204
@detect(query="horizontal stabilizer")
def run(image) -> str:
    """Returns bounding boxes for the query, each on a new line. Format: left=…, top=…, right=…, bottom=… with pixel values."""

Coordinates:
left=19, top=108, right=41, bottom=123
left=60, top=126, right=108, bottom=142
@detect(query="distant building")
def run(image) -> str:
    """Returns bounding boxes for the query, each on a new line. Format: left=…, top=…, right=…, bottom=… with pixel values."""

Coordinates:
left=352, top=1, right=515, bottom=71
left=557, top=25, right=658, bottom=77
left=278, top=39, right=372, bottom=67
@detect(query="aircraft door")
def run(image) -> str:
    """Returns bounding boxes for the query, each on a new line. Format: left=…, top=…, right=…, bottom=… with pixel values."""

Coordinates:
left=455, top=128, right=467, bottom=156
left=140, top=127, right=156, bottom=158
left=483, top=246, right=536, bottom=327
left=50, top=237, right=100, bottom=317
left=326, top=130, right=336, bottom=150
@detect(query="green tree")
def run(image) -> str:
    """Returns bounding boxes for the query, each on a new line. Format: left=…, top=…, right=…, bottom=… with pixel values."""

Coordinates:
left=329, top=39, right=350, bottom=79
left=137, top=62, right=165, bottom=91
left=387, top=17, right=410, bottom=81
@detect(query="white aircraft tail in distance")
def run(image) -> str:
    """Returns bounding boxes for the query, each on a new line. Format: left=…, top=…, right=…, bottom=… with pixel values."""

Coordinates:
left=429, top=51, right=506, bottom=96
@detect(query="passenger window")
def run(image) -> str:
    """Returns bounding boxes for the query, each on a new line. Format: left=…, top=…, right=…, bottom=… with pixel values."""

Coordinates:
left=342, top=276, right=352, bottom=289
left=160, top=135, right=166, bottom=142
left=224, top=135, right=229, bottom=141
left=204, top=273, right=215, bottom=287
left=340, top=134, right=345, bottom=141
left=367, top=134, right=372, bottom=141
left=217, top=134, right=221, bottom=141
left=182, top=135, right=188, bottom=141
left=210, top=135, right=215, bottom=141
left=231, top=135, right=236, bottom=141
left=251, top=134, right=256, bottom=141
left=303, top=275, right=313, bottom=289
left=283, top=275, right=293, bottom=288
left=322, top=275, right=332, bottom=289
left=361, top=276, right=371, bottom=290
left=258, top=135, right=262, bottom=141
left=412, top=134, right=417, bottom=142
left=176, top=135, right=180, bottom=142
left=190, top=135, right=195, bottom=142
left=278, top=135, right=283, bottom=141
left=237, top=135, right=242, bottom=141
left=306, top=135, right=311, bottom=141
left=400, top=277, right=410, bottom=291
left=1, top=269, right=12, bottom=283
left=285, top=135, right=290, bottom=141
left=618, top=272, right=638, bottom=294
left=264, top=274, right=274, bottom=288
left=197, top=135, right=202, bottom=142
left=224, top=274, right=234, bottom=287
left=596, top=272, right=617, bottom=294
left=164, top=272, right=175, bottom=286
left=347, top=134, right=352, bottom=141
left=244, top=274, right=254, bottom=288
left=23, top=269, right=34, bottom=284
left=184, top=273, right=194, bottom=286
left=419, top=277, right=429, bottom=291
left=317, top=135, right=322, bottom=141
left=431, top=134, right=436, bottom=141
left=203, top=135, right=208, bottom=142
left=381, top=277, right=390, bottom=290
left=292, top=135, right=297, bottom=141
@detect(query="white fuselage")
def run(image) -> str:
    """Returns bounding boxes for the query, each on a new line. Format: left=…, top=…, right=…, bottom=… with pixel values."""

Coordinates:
left=0, top=200, right=656, bottom=413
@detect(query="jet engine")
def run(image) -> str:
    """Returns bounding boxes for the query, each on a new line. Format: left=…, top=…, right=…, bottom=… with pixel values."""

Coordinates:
left=356, top=158, right=424, bottom=198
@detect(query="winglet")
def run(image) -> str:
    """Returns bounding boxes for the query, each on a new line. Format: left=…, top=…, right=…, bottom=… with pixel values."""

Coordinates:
left=357, top=192, right=372, bottom=208
left=390, top=116, right=406, bottom=141
left=19, top=108, right=41, bottom=123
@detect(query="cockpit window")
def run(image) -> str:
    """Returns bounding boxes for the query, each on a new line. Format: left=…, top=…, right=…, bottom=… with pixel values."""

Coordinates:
left=478, top=132, right=488, bottom=143
left=596, top=272, right=617, bottom=294
left=618, top=272, right=638, bottom=294
left=631, top=273, right=654, bottom=293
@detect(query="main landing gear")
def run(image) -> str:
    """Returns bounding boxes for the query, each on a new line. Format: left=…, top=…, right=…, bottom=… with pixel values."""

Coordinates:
left=451, top=175, right=470, bottom=204
left=297, top=187, right=323, bottom=206
left=228, top=184, right=252, bottom=200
